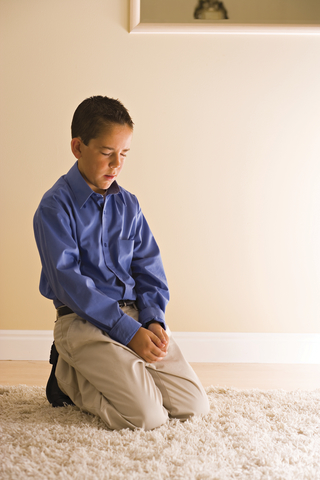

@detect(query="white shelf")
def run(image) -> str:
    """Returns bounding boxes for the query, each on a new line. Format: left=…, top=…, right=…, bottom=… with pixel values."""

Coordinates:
left=130, top=0, right=320, bottom=35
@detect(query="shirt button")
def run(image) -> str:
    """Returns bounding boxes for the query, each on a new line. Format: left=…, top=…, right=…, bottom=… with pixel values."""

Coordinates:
left=104, top=243, right=107, bottom=247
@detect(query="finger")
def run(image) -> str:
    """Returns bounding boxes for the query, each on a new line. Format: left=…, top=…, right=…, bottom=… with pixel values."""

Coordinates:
left=142, top=346, right=166, bottom=363
left=161, top=329, right=169, bottom=344
left=158, top=334, right=169, bottom=351
left=150, top=344, right=167, bottom=357
left=146, top=342, right=167, bottom=361
left=160, top=343, right=168, bottom=353
left=146, top=350, right=167, bottom=363
left=151, top=326, right=168, bottom=346
left=148, top=331, right=163, bottom=348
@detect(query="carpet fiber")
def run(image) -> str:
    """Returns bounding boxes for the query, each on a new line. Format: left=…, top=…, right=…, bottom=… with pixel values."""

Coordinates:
left=1, top=385, right=320, bottom=479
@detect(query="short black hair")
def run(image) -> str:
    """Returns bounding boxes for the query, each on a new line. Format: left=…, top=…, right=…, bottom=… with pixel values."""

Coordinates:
left=71, top=96, right=134, bottom=145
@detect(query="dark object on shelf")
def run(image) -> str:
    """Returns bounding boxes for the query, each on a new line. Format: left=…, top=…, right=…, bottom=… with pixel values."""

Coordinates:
left=194, top=1, right=229, bottom=20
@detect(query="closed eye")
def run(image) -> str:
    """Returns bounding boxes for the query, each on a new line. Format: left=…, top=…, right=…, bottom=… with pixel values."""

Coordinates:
left=101, top=151, right=128, bottom=158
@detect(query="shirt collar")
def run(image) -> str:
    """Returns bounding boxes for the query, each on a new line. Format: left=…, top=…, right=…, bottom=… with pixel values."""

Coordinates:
left=106, top=181, right=120, bottom=196
left=65, top=162, right=126, bottom=208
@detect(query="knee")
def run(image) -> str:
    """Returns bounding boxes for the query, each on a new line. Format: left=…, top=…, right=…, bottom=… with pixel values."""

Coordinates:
left=189, top=391, right=210, bottom=417
left=130, top=404, right=168, bottom=431
left=174, top=390, right=210, bottom=421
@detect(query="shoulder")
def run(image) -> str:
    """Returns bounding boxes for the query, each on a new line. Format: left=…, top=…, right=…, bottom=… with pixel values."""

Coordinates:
left=37, top=162, right=88, bottom=213
left=37, top=175, right=72, bottom=211
left=41, top=175, right=69, bottom=200
left=119, top=185, right=137, bottom=201
left=34, top=174, right=76, bottom=230
left=118, top=186, right=141, bottom=212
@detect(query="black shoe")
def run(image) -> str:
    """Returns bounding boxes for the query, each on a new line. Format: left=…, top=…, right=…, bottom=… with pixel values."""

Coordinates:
left=46, top=342, right=74, bottom=407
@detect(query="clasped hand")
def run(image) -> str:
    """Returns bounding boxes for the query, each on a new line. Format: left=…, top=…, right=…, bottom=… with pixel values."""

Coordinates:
left=128, top=323, right=169, bottom=363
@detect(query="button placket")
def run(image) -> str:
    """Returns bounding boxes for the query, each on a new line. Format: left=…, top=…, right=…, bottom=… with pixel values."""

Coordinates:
left=101, top=195, right=133, bottom=289
left=101, top=197, right=114, bottom=272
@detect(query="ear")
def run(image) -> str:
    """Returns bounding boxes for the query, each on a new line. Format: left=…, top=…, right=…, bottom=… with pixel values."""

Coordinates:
left=71, top=138, right=82, bottom=159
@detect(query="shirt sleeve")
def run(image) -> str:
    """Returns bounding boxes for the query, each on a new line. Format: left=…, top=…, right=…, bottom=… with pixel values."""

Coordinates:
left=33, top=201, right=141, bottom=345
left=131, top=206, right=170, bottom=330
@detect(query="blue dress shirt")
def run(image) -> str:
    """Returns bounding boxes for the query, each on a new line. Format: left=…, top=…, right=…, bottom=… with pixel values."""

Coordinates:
left=33, top=162, right=169, bottom=346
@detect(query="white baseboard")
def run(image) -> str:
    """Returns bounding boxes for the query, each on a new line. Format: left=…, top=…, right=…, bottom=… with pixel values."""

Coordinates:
left=173, top=332, right=320, bottom=364
left=1, top=331, right=320, bottom=363
left=0, top=331, right=54, bottom=361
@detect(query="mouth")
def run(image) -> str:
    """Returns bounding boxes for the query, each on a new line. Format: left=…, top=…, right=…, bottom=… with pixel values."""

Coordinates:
left=104, top=175, right=116, bottom=180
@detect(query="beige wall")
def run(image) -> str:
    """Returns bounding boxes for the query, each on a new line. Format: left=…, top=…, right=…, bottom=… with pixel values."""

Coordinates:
left=1, top=0, right=320, bottom=333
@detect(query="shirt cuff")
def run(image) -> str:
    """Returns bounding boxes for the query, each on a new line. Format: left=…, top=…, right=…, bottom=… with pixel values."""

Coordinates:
left=138, top=306, right=166, bottom=331
left=108, top=312, right=141, bottom=345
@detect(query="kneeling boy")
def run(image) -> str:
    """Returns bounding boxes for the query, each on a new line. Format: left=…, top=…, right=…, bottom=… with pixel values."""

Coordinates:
left=33, top=96, right=209, bottom=430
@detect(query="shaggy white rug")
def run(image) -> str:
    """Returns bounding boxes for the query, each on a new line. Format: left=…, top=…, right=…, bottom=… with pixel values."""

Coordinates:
left=1, top=385, right=320, bottom=480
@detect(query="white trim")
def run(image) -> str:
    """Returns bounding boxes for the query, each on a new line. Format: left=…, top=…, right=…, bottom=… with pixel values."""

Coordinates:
left=0, top=331, right=54, bottom=361
left=130, top=0, right=141, bottom=33
left=0, top=331, right=320, bottom=363
left=130, top=0, right=320, bottom=35
left=173, top=332, right=320, bottom=364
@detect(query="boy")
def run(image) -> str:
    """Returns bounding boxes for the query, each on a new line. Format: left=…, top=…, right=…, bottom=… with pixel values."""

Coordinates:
left=33, top=96, right=209, bottom=430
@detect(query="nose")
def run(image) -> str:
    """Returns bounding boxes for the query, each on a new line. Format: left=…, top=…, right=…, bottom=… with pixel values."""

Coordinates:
left=108, top=153, right=121, bottom=169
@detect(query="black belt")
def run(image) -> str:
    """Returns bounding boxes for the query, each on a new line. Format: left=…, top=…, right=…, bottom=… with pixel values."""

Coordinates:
left=57, top=306, right=73, bottom=317
left=118, top=300, right=135, bottom=308
left=57, top=300, right=136, bottom=318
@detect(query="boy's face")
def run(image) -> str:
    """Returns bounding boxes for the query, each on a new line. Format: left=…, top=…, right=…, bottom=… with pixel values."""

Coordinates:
left=71, top=123, right=133, bottom=194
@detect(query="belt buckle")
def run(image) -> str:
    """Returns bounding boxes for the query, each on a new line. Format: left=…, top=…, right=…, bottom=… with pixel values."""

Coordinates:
left=119, top=300, right=134, bottom=308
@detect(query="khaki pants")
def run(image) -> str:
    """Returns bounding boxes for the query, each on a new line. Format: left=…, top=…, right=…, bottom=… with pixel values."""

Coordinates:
left=54, top=305, right=209, bottom=431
